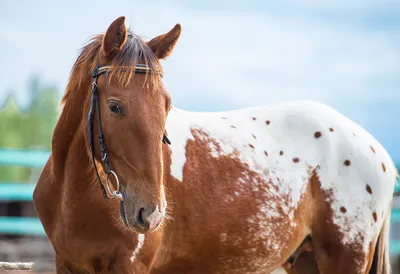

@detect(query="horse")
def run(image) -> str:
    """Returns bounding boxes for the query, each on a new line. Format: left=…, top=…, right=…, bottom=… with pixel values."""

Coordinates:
left=33, top=16, right=397, bottom=274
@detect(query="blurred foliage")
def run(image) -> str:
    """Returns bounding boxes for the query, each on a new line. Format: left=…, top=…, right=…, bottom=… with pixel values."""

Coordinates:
left=0, top=75, right=60, bottom=183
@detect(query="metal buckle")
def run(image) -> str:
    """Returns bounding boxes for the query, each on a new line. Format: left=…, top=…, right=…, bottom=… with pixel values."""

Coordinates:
left=92, top=81, right=99, bottom=92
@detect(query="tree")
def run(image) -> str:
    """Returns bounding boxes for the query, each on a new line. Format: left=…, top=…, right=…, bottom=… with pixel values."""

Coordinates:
left=0, top=76, right=60, bottom=183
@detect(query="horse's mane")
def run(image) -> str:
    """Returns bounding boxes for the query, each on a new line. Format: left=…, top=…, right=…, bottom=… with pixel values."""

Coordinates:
left=60, top=29, right=163, bottom=110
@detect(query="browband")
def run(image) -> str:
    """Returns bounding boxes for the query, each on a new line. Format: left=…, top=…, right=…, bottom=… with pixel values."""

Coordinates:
left=92, top=64, right=164, bottom=78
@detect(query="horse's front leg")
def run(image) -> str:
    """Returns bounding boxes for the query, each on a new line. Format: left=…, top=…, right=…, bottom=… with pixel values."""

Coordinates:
left=55, top=255, right=88, bottom=274
left=100, top=256, right=151, bottom=274
left=55, top=255, right=151, bottom=274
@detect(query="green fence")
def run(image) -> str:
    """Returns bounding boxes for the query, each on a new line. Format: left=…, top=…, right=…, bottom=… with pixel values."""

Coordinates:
left=0, top=148, right=50, bottom=236
left=0, top=147, right=400, bottom=252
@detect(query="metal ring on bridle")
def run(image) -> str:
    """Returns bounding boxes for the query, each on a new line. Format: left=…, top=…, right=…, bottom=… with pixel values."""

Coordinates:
left=105, top=170, right=123, bottom=200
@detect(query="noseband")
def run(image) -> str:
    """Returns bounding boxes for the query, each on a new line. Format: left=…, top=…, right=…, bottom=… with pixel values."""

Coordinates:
left=87, top=64, right=171, bottom=200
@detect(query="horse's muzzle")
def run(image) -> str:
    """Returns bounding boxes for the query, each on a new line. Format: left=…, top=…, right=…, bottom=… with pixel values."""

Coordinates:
left=120, top=197, right=164, bottom=233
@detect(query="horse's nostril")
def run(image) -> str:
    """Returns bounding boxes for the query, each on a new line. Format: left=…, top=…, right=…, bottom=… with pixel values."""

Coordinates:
left=137, top=208, right=149, bottom=228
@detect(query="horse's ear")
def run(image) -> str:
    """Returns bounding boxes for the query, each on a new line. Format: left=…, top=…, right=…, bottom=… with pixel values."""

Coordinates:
left=147, top=24, right=182, bottom=60
left=102, top=16, right=127, bottom=59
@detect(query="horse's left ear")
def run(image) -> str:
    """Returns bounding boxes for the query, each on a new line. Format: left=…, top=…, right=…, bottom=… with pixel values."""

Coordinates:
left=102, top=16, right=128, bottom=59
left=147, top=24, right=182, bottom=60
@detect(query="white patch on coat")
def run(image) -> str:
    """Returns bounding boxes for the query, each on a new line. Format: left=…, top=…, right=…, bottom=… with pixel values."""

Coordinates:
left=165, top=100, right=396, bottom=258
left=130, top=234, right=145, bottom=263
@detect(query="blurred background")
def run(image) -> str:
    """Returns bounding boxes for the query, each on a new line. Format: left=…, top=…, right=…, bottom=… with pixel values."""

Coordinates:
left=0, top=0, right=399, bottom=273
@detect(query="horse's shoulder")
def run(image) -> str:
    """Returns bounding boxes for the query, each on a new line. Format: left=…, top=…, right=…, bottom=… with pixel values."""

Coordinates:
left=33, top=154, right=59, bottom=238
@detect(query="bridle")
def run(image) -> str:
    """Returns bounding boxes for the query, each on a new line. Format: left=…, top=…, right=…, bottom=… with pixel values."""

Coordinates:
left=87, top=64, right=171, bottom=201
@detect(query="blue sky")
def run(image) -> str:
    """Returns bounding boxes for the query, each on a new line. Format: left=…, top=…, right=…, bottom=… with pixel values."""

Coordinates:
left=0, top=0, right=399, bottom=161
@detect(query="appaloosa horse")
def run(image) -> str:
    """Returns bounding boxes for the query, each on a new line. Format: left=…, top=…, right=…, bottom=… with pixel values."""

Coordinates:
left=33, top=16, right=397, bottom=274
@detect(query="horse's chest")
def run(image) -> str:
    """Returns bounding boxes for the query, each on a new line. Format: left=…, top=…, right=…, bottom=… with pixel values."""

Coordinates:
left=54, top=199, right=130, bottom=261
left=53, top=227, right=142, bottom=273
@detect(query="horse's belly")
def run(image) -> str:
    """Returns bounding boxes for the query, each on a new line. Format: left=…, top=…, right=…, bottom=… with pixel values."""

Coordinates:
left=151, top=246, right=284, bottom=274
left=152, top=209, right=298, bottom=274
left=216, top=231, right=293, bottom=273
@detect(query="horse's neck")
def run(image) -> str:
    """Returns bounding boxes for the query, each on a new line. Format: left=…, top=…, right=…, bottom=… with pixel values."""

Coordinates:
left=64, top=126, right=99, bottom=191
left=48, top=123, right=144, bottom=263
left=51, top=99, right=99, bottom=193
left=52, top=84, right=88, bottom=176
left=162, top=108, right=197, bottom=211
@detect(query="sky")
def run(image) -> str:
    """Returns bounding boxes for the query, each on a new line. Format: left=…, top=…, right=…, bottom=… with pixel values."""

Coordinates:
left=0, top=0, right=399, bottom=161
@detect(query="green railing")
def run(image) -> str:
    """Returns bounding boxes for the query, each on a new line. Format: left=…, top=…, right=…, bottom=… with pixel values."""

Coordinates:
left=0, top=147, right=400, bottom=253
left=0, top=182, right=45, bottom=236
left=0, top=148, right=50, bottom=168
left=0, top=148, right=50, bottom=236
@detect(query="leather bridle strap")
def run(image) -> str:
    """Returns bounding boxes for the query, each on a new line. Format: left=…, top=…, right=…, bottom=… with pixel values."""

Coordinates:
left=88, top=66, right=109, bottom=199
left=87, top=64, right=170, bottom=200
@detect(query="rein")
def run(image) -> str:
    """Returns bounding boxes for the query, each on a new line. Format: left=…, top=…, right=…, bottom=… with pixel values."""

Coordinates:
left=87, top=64, right=171, bottom=200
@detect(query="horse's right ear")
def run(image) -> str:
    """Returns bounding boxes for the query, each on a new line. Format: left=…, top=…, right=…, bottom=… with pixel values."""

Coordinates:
left=101, top=16, right=127, bottom=59
left=147, top=24, right=182, bottom=60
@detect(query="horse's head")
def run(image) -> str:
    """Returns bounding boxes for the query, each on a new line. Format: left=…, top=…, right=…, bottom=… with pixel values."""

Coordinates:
left=86, top=16, right=181, bottom=233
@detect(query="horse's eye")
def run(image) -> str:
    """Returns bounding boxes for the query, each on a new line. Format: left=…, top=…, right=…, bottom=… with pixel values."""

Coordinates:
left=109, top=102, right=121, bottom=114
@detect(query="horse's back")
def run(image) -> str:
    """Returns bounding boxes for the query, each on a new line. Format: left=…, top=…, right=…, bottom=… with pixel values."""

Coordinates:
left=167, top=99, right=396, bottom=207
